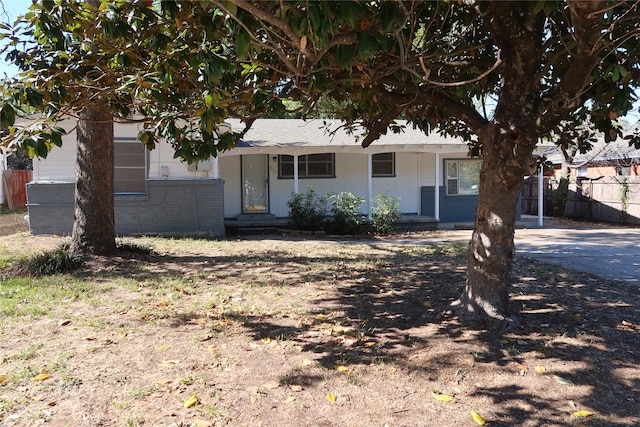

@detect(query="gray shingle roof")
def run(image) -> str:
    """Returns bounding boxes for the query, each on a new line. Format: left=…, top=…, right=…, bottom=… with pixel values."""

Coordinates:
left=226, top=119, right=466, bottom=148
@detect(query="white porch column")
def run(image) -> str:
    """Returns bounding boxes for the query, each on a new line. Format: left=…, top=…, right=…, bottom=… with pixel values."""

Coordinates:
left=212, top=156, right=220, bottom=179
left=538, top=164, right=544, bottom=227
left=367, top=153, right=373, bottom=219
left=434, top=152, right=441, bottom=220
left=293, top=154, right=299, bottom=194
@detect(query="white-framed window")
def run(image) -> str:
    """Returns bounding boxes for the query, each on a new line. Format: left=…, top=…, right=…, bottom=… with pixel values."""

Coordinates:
left=372, top=152, right=395, bottom=177
left=114, top=138, right=146, bottom=194
left=445, top=159, right=481, bottom=195
left=576, top=165, right=588, bottom=178
left=278, top=154, right=335, bottom=178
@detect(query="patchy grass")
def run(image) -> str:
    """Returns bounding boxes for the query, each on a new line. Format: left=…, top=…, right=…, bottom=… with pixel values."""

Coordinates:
left=0, top=233, right=638, bottom=427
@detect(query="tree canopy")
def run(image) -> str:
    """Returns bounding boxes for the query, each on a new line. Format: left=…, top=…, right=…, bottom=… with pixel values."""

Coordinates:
left=2, top=0, right=639, bottom=324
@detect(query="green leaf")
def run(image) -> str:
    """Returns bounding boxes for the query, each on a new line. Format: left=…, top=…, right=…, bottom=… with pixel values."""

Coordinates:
left=236, top=29, right=250, bottom=59
left=0, top=104, right=16, bottom=128
left=553, top=375, right=574, bottom=385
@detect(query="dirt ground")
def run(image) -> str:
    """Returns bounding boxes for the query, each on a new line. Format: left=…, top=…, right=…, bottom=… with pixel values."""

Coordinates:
left=0, top=230, right=638, bottom=427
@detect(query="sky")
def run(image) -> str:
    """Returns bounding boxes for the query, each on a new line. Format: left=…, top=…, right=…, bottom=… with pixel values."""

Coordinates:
left=0, top=0, right=32, bottom=78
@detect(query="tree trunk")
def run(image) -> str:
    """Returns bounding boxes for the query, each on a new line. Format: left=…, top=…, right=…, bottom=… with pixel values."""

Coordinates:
left=454, top=126, right=534, bottom=326
left=71, top=107, right=116, bottom=255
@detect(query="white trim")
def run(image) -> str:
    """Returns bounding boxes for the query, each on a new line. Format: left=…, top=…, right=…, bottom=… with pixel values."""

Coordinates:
left=367, top=153, right=372, bottom=218
left=293, top=154, right=299, bottom=194
left=212, top=156, right=220, bottom=179
left=538, top=165, right=544, bottom=227
left=434, top=152, right=440, bottom=220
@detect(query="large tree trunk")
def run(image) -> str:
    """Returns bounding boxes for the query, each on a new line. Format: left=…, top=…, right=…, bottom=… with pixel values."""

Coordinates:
left=454, top=125, right=536, bottom=325
left=71, top=106, right=116, bottom=255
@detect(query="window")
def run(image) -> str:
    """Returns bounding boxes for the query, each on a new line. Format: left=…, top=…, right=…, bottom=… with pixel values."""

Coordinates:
left=576, top=165, right=588, bottom=178
left=114, top=138, right=146, bottom=193
left=372, top=153, right=395, bottom=177
left=446, top=159, right=481, bottom=195
left=617, top=164, right=631, bottom=176
left=278, top=154, right=335, bottom=178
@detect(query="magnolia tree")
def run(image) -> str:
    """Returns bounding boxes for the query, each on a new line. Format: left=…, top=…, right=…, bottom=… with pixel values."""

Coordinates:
left=0, top=0, right=281, bottom=254
left=2, top=1, right=639, bottom=325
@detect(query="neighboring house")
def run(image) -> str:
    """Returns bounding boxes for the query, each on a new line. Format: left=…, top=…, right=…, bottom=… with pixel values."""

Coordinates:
left=26, top=118, right=550, bottom=235
left=543, top=137, right=640, bottom=223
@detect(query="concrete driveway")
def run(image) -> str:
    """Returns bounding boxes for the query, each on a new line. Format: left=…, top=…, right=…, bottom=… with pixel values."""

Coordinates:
left=433, top=216, right=640, bottom=284
left=512, top=218, right=640, bottom=284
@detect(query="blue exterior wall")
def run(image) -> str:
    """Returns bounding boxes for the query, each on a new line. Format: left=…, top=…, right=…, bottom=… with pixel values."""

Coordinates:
left=421, top=186, right=521, bottom=223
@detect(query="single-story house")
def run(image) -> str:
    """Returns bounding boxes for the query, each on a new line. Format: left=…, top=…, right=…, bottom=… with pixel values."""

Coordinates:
left=25, top=118, right=550, bottom=236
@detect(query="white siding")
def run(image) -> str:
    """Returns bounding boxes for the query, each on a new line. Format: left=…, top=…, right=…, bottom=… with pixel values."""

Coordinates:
left=220, top=156, right=242, bottom=218
left=419, top=153, right=436, bottom=187
left=34, top=121, right=217, bottom=182
left=222, top=152, right=425, bottom=218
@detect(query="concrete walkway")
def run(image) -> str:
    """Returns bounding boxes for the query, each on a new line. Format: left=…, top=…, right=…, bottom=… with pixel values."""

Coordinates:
left=434, top=216, right=640, bottom=284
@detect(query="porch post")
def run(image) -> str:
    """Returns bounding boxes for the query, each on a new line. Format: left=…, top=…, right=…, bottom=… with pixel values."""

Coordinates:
left=367, top=153, right=373, bottom=219
left=212, top=156, right=220, bottom=179
left=434, top=152, right=441, bottom=220
left=538, top=164, right=544, bottom=227
left=293, top=154, right=299, bottom=194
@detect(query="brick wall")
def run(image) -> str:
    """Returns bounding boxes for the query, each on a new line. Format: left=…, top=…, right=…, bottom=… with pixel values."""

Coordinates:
left=26, top=180, right=225, bottom=236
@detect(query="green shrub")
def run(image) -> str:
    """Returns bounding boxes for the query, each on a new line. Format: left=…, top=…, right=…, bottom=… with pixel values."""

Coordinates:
left=287, top=187, right=327, bottom=231
left=371, top=193, right=402, bottom=235
left=26, top=245, right=83, bottom=276
left=326, top=192, right=365, bottom=235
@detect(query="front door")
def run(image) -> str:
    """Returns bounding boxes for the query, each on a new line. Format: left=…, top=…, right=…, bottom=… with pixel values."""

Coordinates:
left=242, top=154, right=269, bottom=213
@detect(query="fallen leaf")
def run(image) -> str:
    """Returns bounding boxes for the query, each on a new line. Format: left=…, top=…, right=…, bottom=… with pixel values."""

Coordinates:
left=31, top=373, right=51, bottom=382
left=192, top=420, right=212, bottom=427
left=289, top=384, right=303, bottom=392
left=155, top=378, right=172, bottom=385
left=572, top=313, right=583, bottom=321
left=302, top=359, right=314, bottom=366
left=335, top=365, right=351, bottom=373
left=184, top=394, right=199, bottom=408
left=0, top=375, right=7, bottom=384
left=261, top=337, right=272, bottom=344
left=158, top=359, right=180, bottom=366
left=207, top=345, right=218, bottom=352
left=422, top=301, right=432, bottom=308
left=431, top=391, right=454, bottom=402
left=263, top=381, right=279, bottom=389
left=119, top=331, right=128, bottom=337
left=284, top=396, right=296, bottom=403
left=470, top=411, right=486, bottom=425
left=573, top=410, right=595, bottom=417
left=156, top=345, right=171, bottom=351
left=326, top=392, right=337, bottom=402
left=534, top=365, right=546, bottom=374
left=364, top=341, right=376, bottom=347
left=84, top=336, right=96, bottom=341
left=553, top=375, right=575, bottom=385
left=513, top=362, right=528, bottom=372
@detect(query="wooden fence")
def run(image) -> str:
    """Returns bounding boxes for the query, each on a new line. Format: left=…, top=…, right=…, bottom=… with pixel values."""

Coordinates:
left=522, top=175, right=640, bottom=225
left=2, top=170, right=33, bottom=210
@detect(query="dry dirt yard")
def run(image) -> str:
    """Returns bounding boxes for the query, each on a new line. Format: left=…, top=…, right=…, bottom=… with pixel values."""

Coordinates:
left=0, top=230, right=638, bottom=427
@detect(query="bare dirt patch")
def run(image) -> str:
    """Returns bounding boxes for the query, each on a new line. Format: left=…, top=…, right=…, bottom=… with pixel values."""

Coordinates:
left=0, top=233, right=638, bottom=427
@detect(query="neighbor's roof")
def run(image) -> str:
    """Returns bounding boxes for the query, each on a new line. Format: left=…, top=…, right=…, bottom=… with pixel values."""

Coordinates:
left=544, top=135, right=640, bottom=164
